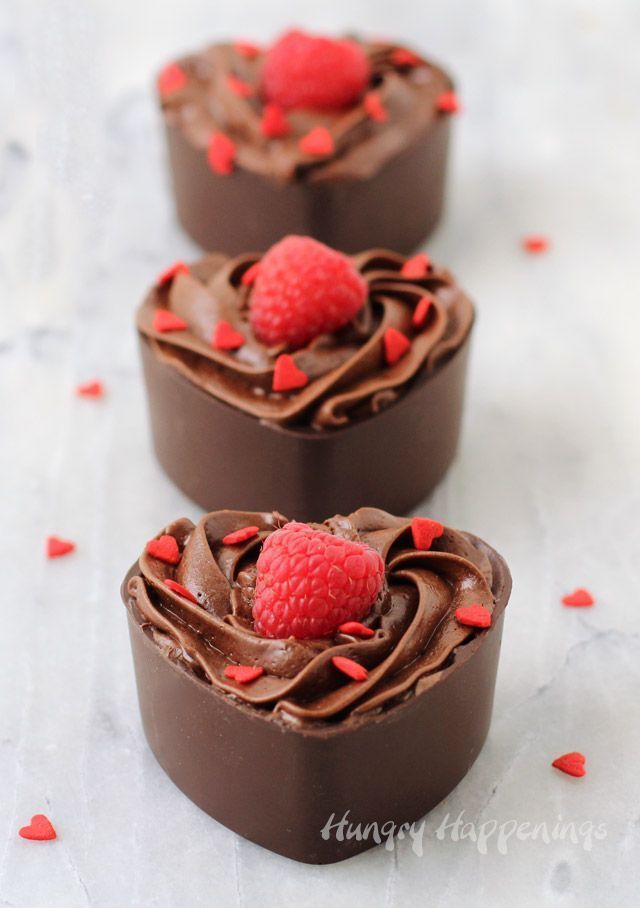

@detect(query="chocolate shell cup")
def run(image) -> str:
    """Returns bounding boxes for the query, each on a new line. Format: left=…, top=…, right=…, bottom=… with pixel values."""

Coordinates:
left=159, top=38, right=454, bottom=254
left=140, top=331, right=470, bottom=521
left=138, top=248, right=474, bottom=523
left=122, top=509, right=511, bottom=863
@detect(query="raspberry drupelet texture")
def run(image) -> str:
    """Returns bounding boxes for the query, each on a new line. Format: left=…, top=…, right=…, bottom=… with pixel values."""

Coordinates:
left=249, top=235, right=367, bottom=349
left=260, top=29, right=371, bottom=111
left=252, top=522, right=385, bottom=639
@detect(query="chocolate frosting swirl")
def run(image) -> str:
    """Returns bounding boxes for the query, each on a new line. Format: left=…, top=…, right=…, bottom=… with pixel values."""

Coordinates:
left=160, top=39, right=452, bottom=183
left=125, top=509, right=510, bottom=725
left=137, top=250, right=473, bottom=429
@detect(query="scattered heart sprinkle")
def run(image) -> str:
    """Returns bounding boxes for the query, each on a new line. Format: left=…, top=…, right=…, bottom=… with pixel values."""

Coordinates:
left=222, top=526, right=260, bottom=545
left=436, top=91, right=460, bottom=114
left=164, top=579, right=198, bottom=604
left=212, top=320, right=245, bottom=351
left=455, top=604, right=492, bottom=628
left=363, top=91, right=388, bottom=122
left=224, top=664, right=264, bottom=684
left=19, top=814, right=57, bottom=841
left=207, top=132, right=236, bottom=175
left=272, top=354, right=309, bottom=392
left=76, top=379, right=104, bottom=398
left=332, top=656, right=369, bottom=682
left=156, top=261, right=189, bottom=286
left=46, top=536, right=75, bottom=559
left=157, top=63, right=187, bottom=96
left=562, top=588, right=594, bottom=607
left=411, top=517, right=444, bottom=551
left=299, top=127, right=335, bottom=157
left=522, top=235, right=550, bottom=254
left=152, top=310, right=189, bottom=333
left=337, top=621, right=375, bottom=639
left=552, top=752, right=586, bottom=778
left=383, top=327, right=411, bottom=365
left=146, top=535, right=181, bottom=565
left=401, top=253, right=430, bottom=279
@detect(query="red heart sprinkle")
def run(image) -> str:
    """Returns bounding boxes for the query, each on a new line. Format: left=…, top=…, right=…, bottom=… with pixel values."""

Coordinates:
left=562, top=588, right=594, bottom=607
left=207, top=132, right=236, bottom=175
left=390, top=48, right=422, bottom=67
left=337, top=621, right=375, bottom=639
left=76, top=379, right=104, bottom=398
left=383, top=327, right=411, bottom=365
left=401, top=252, right=431, bottom=279
left=157, top=63, right=187, bottom=96
left=234, top=41, right=261, bottom=59
left=241, top=262, right=260, bottom=286
left=152, top=310, right=189, bottom=333
left=226, top=74, right=255, bottom=98
left=552, top=752, right=586, bottom=778
left=411, top=517, right=444, bottom=550
left=146, top=534, right=181, bottom=565
left=164, top=579, right=198, bottom=604
left=436, top=91, right=460, bottom=114
left=222, top=526, right=260, bottom=545
left=46, top=536, right=75, bottom=559
left=363, top=90, right=388, bottom=122
left=224, top=664, right=264, bottom=684
left=19, top=814, right=56, bottom=841
left=522, top=234, right=550, bottom=254
left=212, top=320, right=245, bottom=351
left=156, top=261, right=189, bottom=286
left=332, top=656, right=368, bottom=682
left=455, top=604, right=492, bottom=628
left=273, top=354, right=309, bottom=392
left=412, top=296, right=433, bottom=328
left=260, top=102, right=290, bottom=138
left=299, top=127, right=335, bottom=157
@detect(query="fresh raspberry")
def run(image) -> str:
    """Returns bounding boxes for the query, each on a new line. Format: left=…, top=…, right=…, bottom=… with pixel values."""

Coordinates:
left=261, top=30, right=371, bottom=111
left=249, top=235, right=367, bottom=348
left=253, top=522, right=385, bottom=639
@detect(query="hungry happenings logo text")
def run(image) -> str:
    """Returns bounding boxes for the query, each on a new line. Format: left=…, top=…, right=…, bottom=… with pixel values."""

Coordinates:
left=320, top=809, right=607, bottom=855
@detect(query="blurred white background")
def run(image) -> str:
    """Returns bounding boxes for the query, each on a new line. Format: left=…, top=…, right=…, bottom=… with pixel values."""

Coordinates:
left=1, top=1, right=639, bottom=905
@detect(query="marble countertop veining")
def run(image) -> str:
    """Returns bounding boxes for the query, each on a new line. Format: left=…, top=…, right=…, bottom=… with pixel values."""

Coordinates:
left=1, top=0, right=639, bottom=905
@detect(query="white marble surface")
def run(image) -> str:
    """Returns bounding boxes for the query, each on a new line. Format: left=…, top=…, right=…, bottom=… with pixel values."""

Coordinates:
left=2, top=0, right=639, bottom=905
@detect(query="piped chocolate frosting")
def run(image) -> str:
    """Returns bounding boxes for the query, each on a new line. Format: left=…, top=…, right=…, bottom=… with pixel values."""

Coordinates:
left=125, top=508, right=508, bottom=725
left=137, top=250, right=473, bottom=430
left=159, top=39, right=452, bottom=184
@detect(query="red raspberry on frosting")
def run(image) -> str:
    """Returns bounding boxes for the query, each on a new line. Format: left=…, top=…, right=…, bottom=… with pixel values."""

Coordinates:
left=260, top=29, right=371, bottom=111
left=253, top=522, right=385, bottom=639
left=249, top=235, right=367, bottom=349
